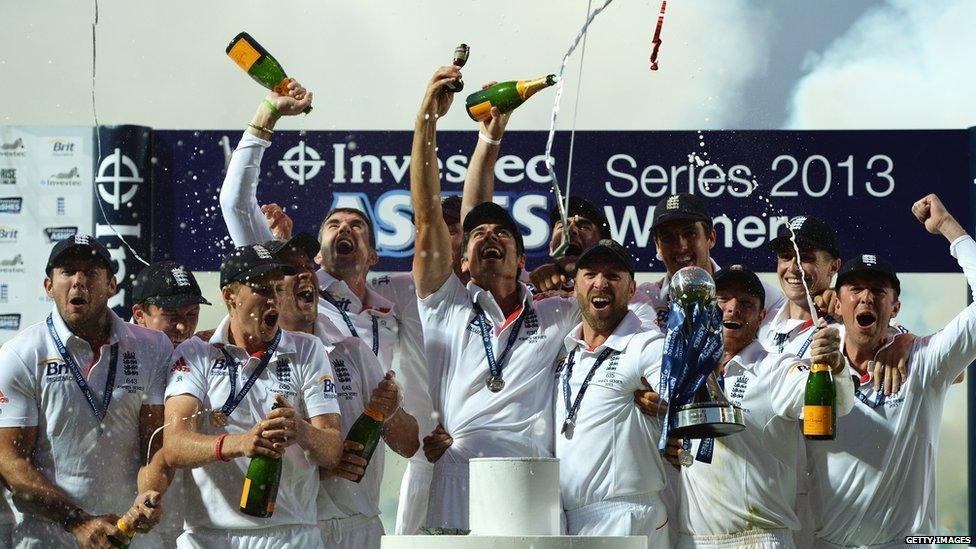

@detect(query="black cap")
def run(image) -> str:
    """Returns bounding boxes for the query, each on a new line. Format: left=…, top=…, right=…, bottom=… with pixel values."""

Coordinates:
left=769, top=216, right=840, bottom=258
left=576, top=239, right=635, bottom=277
left=652, top=193, right=711, bottom=230
left=264, top=232, right=319, bottom=261
left=714, top=264, right=765, bottom=305
left=835, top=254, right=900, bottom=296
left=219, top=244, right=296, bottom=288
left=549, top=196, right=611, bottom=239
left=462, top=202, right=525, bottom=254
left=46, top=234, right=116, bottom=275
left=133, top=261, right=211, bottom=308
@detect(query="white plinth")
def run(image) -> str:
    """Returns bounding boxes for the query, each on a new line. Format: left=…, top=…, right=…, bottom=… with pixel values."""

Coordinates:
left=469, top=457, right=561, bottom=536
left=382, top=536, right=645, bottom=548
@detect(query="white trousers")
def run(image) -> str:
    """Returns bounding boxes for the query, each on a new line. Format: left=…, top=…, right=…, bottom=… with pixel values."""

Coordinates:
left=318, top=514, right=383, bottom=549
left=678, top=528, right=795, bottom=549
left=177, top=524, right=322, bottom=549
left=565, top=493, right=670, bottom=549
left=424, top=462, right=468, bottom=531
left=394, top=458, right=432, bottom=535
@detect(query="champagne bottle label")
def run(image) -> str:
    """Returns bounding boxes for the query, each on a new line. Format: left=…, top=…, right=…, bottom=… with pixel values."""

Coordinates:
left=468, top=100, right=493, bottom=122
left=227, top=38, right=263, bottom=72
left=240, top=477, right=253, bottom=509
left=803, top=405, right=833, bottom=435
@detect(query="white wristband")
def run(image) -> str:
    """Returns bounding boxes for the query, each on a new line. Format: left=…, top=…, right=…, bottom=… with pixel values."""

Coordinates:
left=478, top=132, right=502, bottom=146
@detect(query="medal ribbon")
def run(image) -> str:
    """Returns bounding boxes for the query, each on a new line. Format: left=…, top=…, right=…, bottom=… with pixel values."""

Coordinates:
left=218, top=329, right=282, bottom=417
left=561, top=346, right=618, bottom=429
left=319, top=289, right=380, bottom=355
left=46, top=314, right=118, bottom=424
left=473, top=301, right=527, bottom=383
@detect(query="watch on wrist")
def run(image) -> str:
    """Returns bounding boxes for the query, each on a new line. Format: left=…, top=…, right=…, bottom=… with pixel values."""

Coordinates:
left=63, top=506, right=86, bottom=531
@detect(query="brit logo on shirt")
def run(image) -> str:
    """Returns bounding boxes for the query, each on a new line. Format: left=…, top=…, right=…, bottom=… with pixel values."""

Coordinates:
left=122, top=351, right=139, bottom=376
left=276, top=358, right=291, bottom=383
left=729, top=376, right=749, bottom=401
left=210, top=357, right=229, bottom=375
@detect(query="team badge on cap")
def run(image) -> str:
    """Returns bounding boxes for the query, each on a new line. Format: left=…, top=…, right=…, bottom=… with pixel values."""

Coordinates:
left=789, top=216, right=807, bottom=230
left=666, top=195, right=681, bottom=210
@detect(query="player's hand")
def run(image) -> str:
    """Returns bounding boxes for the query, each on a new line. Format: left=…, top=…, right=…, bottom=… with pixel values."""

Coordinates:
left=634, top=377, right=668, bottom=418
left=912, top=194, right=952, bottom=235
left=119, top=491, right=162, bottom=533
left=322, top=440, right=369, bottom=481
left=873, top=332, right=916, bottom=395
left=261, top=203, right=293, bottom=241
left=530, top=262, right=566, bottom=293
left=231, top=418, right=282, bottom=459
left=262, top=394, right=303, bottom=450
left=532, top=288, right=575, bottom=301
left=664, top=438, right=683, bottom=470
left=813, top=289, right=838, bottom=319
left=810, top=321, right=842, bottom=373
left=266, top=78, right=313, bottom=117
left=418, top=66, right=461, bottom=123
left=477, top=81, right=511, bottom=140
left=423, top=423, right=453, bottom=463
left=68, top=513, right=122, bottom=549
left=368, top=371, right=401, bottom=419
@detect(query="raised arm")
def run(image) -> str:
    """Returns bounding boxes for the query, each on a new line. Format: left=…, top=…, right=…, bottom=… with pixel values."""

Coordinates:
left=412, top=66, right=462, bottom=298
left=460, top=87, right=510, bottom=224
left=219, top=79, right=313, bottom=246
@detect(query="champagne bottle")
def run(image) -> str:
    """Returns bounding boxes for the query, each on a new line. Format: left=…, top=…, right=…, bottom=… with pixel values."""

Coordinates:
left=225, top=31, right=312, bottom=114
left=803, top=362, right=836, bottom=440
left=240, top=402, right=284, bottom=517
left=465, top=75, right=558, bottom=122
left=344, top=406, right=385, bottom=483
left=111, top=496, right=155, bottom=547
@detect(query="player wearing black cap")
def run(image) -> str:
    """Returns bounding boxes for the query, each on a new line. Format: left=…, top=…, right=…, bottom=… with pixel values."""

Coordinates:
left=131, top=261, right=211, bottom=348
left=529, top=196, right=613, bottom=293
left=0, top=235, right=170, bottom=547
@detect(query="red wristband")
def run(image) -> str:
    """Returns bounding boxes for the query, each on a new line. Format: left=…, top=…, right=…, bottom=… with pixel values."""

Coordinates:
left=214, top=434, right=230, bottom=462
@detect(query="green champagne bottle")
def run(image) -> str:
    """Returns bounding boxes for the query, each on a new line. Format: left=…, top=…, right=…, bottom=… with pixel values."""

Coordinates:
left=803, top=362, right=837, bottom=440
left=110, top=519, right=132, bottom=548
left=464, top=74, right=559, bottom=122
left=344, top=406, right=385, bottom=483
left=225, top=32, right=312, bottom=114
left=240, top=402, right=284, bottom=517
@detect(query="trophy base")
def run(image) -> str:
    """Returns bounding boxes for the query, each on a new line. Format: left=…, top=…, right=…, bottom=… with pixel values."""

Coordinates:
left=671, top=403, right=745, bottom=438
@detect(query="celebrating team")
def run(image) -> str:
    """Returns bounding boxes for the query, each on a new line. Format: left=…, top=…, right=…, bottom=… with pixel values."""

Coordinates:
left=0, top=64, right=970, bottom=549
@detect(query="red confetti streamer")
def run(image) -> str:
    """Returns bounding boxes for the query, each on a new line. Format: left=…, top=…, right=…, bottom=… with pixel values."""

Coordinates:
left=649, top=0, right=668, bottom=71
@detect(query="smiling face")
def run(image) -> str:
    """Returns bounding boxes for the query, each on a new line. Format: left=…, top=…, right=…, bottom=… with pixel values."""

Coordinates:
left=836, top=272, right=900, bottom=350
left=653, top=219, right=716, bottom=277
left=45, top=257, right=117, bottom=333
left=272, top=247, right=318, bottom=330
left=716, top=283, right=766, bottom=357
left=550, top=215, right=602, bottom=257
left=775, top=243, right=840, bottom=305
left=575, top=258, right=635, bottom=334
left=318, top=210, right=378, bottom=278
left=132, top=303, right=200, bottom=347
left=223, top=272, right=285, bottom=346
left=461, top=222, right=525, bottom=282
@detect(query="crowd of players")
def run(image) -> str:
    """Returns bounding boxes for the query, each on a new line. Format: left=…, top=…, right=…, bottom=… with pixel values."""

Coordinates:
left=0, top=66, right=972, bottom=549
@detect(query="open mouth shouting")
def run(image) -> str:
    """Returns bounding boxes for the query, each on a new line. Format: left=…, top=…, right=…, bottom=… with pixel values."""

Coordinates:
left=855, top=311, right=877, bottom=330
left=67, top=294, right=89, bottom=313
left=334, top=235, right=356, bottom=256
left=590, top=294, right=612, bottom=311
left=295, top=282, right=316, bottom=309
left=671, top=254, right=695, bottom=269
left=261, top=309, right=280, bottom=330
left=722, top=319, right=744, bottom=331
left=480, top=245, right=504, bottom=261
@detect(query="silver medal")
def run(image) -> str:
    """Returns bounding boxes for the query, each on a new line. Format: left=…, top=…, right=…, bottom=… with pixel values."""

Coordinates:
left=678, top=448, right=694, bottom=468
left=561, top=418, right=575, bottom=439
left=486, top=374, right=505, bottom=393
left=211, top=410, right=229, bottom=427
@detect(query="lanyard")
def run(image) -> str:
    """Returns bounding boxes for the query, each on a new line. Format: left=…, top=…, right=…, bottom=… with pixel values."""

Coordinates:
left=218, top=329, right=281, bottom=417
left=46, top=314, right=118, bottom=424
left=849, top=324, right=908, bottom=409
left=561, top=346, right=617, bottom=436
left=319, top=289, right=379, bottom=355
left=473, top=302, right=527, bottom=381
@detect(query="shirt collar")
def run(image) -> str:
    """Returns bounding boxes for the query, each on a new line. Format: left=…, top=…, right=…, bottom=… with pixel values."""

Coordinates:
left=465, top=279, right=532, bottom=326
left=211, top=314, right=295, bottom=357
left=50, top=306, right=125, bottom=348
left=725, top=339, right=768, bottom=372
left=769, top=304, right=812, bottom=336
left=659, top=257, right=723, bottom=298
left=316, top=268, right=395, bottom=316
left=564, top=310, right=643, bottom=353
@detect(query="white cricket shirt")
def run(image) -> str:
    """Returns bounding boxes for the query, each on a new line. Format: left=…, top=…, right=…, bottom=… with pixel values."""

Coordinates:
left=679, top=340, right=854, bottom=536
left=317, top=270, right=398, bottom=373
left=165, top=315, right=339, bottom=531
left=806, top=235, right=976, bottom=547
left=555, top=311, right=668, bottom=511
left=0, top=308, right=171, bottom=519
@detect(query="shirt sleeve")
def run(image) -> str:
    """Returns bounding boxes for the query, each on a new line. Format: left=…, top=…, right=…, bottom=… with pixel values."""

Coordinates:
left=628, top=294, right=662, bottom=332
left=219, top=131, right=275, bottom=247
left=916, top=235, right=976, bottom=387
left=770, top=355, right=810, bottom=421
left=639, top=334, right=666, bottom=387
left=164, top=339, right=209, bottom=402
left=144, top=331, right=173, bottom=406
left=302, top=339, right=341, bottom=418
left=0, top=344, right=38, bottom=427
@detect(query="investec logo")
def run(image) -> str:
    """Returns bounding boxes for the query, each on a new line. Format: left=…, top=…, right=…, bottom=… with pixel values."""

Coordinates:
left=0, top=197, right=22, bottom=214
left=44, top=226, right=79, bottom=243
left=96, top=148, right=142, bottom=210
left=0, top=253, right=24, bottom=274
left=278, top=141, right=324, bottom=186
left=41, top=166, right=82, bottom=187
left=0, top=314, right=20, bottom=331
left=0, top=138, right=26, bottom=158
left=49, top=137, right=80, bottom=157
